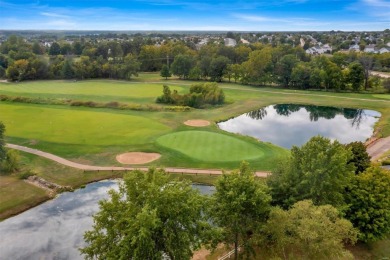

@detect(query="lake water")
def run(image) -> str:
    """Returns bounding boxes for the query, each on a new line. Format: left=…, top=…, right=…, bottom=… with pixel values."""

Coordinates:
left=0, top=180, right=215, bottom=260
left=218, top=104, right=381, bottom=149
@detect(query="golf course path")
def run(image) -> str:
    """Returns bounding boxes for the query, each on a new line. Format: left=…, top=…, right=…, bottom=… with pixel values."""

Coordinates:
left=5, top=143, right=270, bottom=177
left=367, top=136, right=390, bottom=160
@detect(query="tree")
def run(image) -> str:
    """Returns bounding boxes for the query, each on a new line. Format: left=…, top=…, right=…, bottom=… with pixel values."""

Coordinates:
left=347, top=62, right=364, bottom=91
left=345, top=141, right=371, bottom=174
left=49, top=42, right=61, bottom=56
left=268, top=136, right=354, bottom=209
left=211, top=162, right=271, bottom=260
left=209, top=56, right=231, bottom=82
left=276, top=54, right=298, bottom=87
left=345, top=166, right=390, bottom=242
left=0, top=122, right=5, bottom=164
left=170, top=54, right=194, bottom=79
left=32, top=41, right=43, bottom=55
left=160, top=64, right=171, bottom=79
left=359, top=55, right=373, bottom=91
left=62, top=59, right=74, bottom=79
left=81, top=169, right=211, bottom=260
left=291, top=62, right=311, bottom=89
left=6, top=59, right=29, bottom=81
left=262, top=200, right=358, bottom=259
left=383, top=78, right=390, bottom=93
left=119, top=54, right=140, bottom=80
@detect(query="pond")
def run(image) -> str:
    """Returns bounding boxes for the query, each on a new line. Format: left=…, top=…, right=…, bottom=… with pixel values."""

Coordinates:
left=0, top=180, right=215, bottom=260
left=218, top=104, right=381, bottom=149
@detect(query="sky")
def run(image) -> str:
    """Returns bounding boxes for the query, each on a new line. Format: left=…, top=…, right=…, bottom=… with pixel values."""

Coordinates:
left=0, top=0, right=390, bottom=31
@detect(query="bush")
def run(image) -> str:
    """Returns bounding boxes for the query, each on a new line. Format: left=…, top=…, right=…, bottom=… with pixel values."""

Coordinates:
left=156, top=83, right=225, bottom=108
left=1, top=150, right=20, bottom=174
left=18, top=170, right=35, bottom=180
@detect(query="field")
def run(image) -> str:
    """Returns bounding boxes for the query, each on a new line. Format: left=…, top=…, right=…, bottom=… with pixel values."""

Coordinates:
left=1, top=75, right=390, bottom=256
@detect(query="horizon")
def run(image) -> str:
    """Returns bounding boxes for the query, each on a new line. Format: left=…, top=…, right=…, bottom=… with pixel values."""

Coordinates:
left=1, top=0, right=390, bottom=31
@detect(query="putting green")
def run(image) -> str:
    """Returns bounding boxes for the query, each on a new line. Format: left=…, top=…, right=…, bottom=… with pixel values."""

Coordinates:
left=156, top=131, right=264, bottom=162
left=0, top=103, right=170, bottom=146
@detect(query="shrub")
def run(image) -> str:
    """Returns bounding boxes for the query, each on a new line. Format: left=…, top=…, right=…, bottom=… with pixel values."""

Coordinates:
left=1, top=150, right=20, bottom=174
left=18, top=170, right=35, bottom=180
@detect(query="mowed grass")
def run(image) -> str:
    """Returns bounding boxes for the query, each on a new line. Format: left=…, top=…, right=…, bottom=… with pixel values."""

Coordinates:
left=157, top=131, right=265, bottom=162
left=0, top=80, right=186, bottom=104
left=0, top=176, right=50, bottom=220
left=0, top=102, right=171, bottom=156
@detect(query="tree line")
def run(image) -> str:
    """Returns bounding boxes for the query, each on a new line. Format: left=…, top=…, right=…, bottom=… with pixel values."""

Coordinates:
left=81, top=136, right=390, bottom=259
left=1, top=35, right=390, bottom=92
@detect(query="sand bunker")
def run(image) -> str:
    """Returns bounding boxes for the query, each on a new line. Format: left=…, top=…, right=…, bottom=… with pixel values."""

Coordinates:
left=184, top=120, right=211, bottom=127
left=116, top=152, right=161, bottom=164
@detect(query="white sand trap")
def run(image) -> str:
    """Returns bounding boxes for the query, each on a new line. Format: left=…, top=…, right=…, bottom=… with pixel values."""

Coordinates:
left=184, top=120, right=211, bottom=127
left=116, top=152, right=161, bottom=164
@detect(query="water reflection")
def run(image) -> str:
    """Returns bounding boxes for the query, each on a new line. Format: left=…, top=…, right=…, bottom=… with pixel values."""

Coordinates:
left=0, top=181, right=214, bottom=260
left=219, top=104, right=380, bottom=149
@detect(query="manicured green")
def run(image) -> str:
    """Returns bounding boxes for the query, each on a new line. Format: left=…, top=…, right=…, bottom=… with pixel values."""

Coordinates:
left=157, top=130, right=265, bottom=162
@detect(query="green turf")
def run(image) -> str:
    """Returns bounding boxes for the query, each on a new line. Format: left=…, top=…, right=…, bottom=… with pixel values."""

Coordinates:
left=0, top=102, right=171, bottom=146
left=0, top=80, right=186, bottom=104
left=156, top=130, right=266, bottom=162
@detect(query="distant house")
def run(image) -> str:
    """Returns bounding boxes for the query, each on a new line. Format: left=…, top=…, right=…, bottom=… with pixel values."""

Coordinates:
left=379, top=47, right=390, bottom=54
left=349, top=44, right=360, bottom=52
left=305, top=43, right=332, bottom=55
left=300, top=38, right=305, bottom=48
left=224, top=38, right=237, bottom=47
left=240, top=38, right=250, bottom=44
left=364, top=44, right=378, bottom=53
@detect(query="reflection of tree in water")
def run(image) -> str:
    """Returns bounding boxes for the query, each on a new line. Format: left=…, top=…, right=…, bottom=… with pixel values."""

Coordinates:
left=345, top=109, right=365, bottom=128
left=246, top=108, right=267, bottom=120
left=271, top=104, right=365, bottom=128
left=304, top=106, right=340, bottom=121
left=273, top=104, right=301, bottom=116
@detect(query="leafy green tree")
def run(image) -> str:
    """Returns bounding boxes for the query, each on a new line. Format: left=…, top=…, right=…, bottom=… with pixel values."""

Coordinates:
left=345, top=166, right=390, bottom=242
left=6, top=59, right=29, bottom=81
left=276, top=54, right=298, bottom=87
left=49, top=42, right=61, bottom=56
left=156, top=85, right=173, bottom=104
left=347, top=62, right=364, bottom=91
left=345, top=141, right=371, bottom=174
left=32, top=41, right=43, bottom=55
left=81, top=169, right=211, bottom=260
left=383, top=78, right=390, bottom=93
left=62, top=59, right=74, bottom=79
left=291, top=62, right=312, bottom=89
left=209, top=56, right=231, bottom=82
left=160, top=64, right=171, bottom=79
left=262, top=200, right=358, bottom=259
left=268, top=136, right=354, bottom=209
left=188, top=66, right=201, bottom=81
left=170, top=54, right=194, bottom=79
left=211, top=162, right=271, bottom=260
left=119, top=54, right=140, bottom=80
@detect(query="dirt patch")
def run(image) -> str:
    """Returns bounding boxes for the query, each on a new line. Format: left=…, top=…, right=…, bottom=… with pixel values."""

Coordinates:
left=0, top=80, right=8, bottom=83
left=184, top=119, right=211, bottom=127
left=116, top=152, right=161, bottom=164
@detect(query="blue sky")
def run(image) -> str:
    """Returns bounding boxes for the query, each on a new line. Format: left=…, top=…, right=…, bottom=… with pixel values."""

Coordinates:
left=1, top=0, right=390, bottom=31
